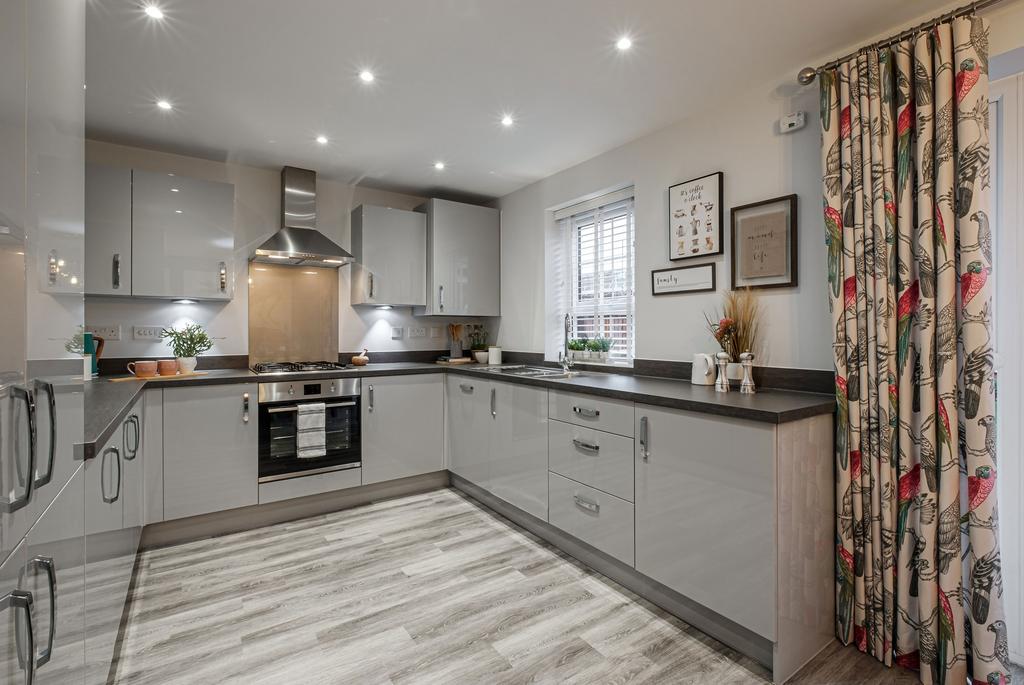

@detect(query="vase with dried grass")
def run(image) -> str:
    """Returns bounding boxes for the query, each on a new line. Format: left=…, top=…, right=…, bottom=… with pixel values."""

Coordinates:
left=704, top=288, right=762, bottom=380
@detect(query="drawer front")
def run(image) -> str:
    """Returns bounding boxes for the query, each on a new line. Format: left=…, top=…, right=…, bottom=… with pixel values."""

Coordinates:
left=548, top=419, right=634, bottom=501
left=549, top=390, right=634, bottom=437
left=548, top=472, right=634, bottom=566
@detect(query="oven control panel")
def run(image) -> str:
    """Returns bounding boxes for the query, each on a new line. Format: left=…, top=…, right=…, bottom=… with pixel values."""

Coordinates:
left=258, top=377, right=361, bottom=403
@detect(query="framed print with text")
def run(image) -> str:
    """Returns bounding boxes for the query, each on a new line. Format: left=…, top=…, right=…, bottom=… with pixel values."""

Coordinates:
left=668, top=171, right=722, bottom=260
left=730, top=194, right=798, bottom=289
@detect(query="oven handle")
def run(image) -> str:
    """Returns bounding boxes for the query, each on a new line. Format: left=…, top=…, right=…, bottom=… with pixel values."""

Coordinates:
left=266, top=401, right=357, bottom=414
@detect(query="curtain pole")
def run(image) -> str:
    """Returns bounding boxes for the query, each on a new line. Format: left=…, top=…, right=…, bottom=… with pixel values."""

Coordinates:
left=796, top=0, right=1005, bottom=84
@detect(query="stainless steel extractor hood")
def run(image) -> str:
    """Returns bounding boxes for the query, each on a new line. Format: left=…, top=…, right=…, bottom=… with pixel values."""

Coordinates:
left=251, top=167, right=355, bottom=268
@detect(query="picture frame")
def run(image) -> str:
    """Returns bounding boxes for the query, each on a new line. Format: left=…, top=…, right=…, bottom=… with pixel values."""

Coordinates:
left=651, top=263, right=716, bottom=296
left=730, top=194, right=798, bottom=290
left=668, top=171, right=723, bottom=260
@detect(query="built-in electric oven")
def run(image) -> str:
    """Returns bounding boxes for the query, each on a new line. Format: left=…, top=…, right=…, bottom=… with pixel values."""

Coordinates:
left=257, top=378, right=361, bottom=482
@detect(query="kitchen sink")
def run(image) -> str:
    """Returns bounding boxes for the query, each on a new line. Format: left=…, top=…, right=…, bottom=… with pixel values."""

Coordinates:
left=480, top=365, right=583, bottom=379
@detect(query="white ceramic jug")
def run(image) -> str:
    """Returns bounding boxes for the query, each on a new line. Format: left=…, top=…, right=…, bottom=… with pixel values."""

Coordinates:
left=691, top=353, right=716, bottom=385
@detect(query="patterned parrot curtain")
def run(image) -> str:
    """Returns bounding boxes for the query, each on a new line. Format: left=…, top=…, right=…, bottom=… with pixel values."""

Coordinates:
left=820, top=15, right=1009, bottom=685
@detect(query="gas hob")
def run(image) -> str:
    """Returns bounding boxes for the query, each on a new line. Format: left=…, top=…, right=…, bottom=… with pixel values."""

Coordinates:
left=251, top=361, right=354, bottom=376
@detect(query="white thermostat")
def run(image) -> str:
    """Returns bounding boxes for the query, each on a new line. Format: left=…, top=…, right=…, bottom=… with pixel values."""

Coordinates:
left=780, top=112, right=806, bottom=133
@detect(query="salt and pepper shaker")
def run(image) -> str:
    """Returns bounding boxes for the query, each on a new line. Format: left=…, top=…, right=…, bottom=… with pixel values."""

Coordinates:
left=715, top=352, right=731, bottom=393
left=740, top=351, right=756, bottom=394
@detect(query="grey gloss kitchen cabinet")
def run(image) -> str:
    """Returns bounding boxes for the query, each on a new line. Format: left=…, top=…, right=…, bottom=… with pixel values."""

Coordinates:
left=350, top=205, right=426, bottom=307
left=446, top=377, right=547, bottom=520
left=130, top=169, right=235, bottom=300
left=634, top=404, right=775, bottom=640
left=419, top=199, right=500, bottom=316
left=84, top=164, right=131, bottom=296
left=163, top=383, right=257, bottom=520
left=362, top=375, right=443, bottom=484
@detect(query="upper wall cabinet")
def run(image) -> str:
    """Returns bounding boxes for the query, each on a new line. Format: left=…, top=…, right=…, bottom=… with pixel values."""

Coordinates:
left=84, top=165, right=235, bottom=300
left=132, top=170, right=234, bottom=300
left=418, top=199, right=499, bottom=316
left=85, top=164, right=132, bottom=296
left=350, top=204, right=426, bottom=307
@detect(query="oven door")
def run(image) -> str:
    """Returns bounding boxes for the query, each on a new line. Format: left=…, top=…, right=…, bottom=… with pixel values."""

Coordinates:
left=258, top=398, right=361, bottom=482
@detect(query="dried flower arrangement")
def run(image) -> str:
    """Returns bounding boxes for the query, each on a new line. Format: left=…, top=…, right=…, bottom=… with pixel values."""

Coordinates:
left=704, top=288, right=761, bottom=362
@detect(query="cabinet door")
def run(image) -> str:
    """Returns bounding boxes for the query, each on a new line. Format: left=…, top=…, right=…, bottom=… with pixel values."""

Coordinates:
left=634, top=405, right=776, bottom=639
left=445, top=376, right=491, bottom=489
left=426, top=199, right=499, bottom=316
left=131, top=170, right=234, bottom=300
left=490, top=382, right=548, bottom=520
left=163, top=383, right=257, bottom=520
left=84, top=165, right=131, bottom=296
left=362, top=375, right=443, bottom=484
left=351, top=205, right=426, bottom=307
left=24, top=465, right=86, bottom=684
left=0, top=540, right=28, bottom=685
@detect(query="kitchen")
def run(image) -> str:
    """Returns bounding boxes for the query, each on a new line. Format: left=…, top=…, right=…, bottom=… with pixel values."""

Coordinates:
left=2, top=1, right=1023, bottom=684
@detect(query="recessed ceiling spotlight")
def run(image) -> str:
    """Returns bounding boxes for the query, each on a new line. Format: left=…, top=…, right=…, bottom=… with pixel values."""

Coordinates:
left=501, top=114, right=514, bottom=127
left=316, top=135, right=328, bottom=145
left=175, top=209, right=183, bottom=214
left=359, top=70, right=375, bottom=83
left=376, top=305, right=393, bottom=311
left=434, top=161, right=445, bottom=170
left=615, top=35, right=633, bottom=51
left=170, top=187, right=179, bottom=192
left=172, top=299, right=196, bottom=305
left=143, top=5, right=164, bottom=19
left=156, top=99, right=172, bottom=110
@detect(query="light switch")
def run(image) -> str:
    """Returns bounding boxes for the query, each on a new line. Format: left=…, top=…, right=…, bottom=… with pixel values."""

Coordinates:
left=391, top=327, right=404, bottom=340
left=133, top=326, right=164, bottom=340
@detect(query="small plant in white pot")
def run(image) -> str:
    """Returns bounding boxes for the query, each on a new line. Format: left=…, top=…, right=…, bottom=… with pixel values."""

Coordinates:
left=161, top=323, right=214, bottom=375
left=593, top=337, right=613, bottom=363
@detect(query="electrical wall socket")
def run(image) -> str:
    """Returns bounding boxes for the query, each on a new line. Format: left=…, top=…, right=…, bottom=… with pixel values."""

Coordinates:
left=391, top=327, right=404, bottom=340
left=408, top=326, right=426, bottom=338
left=89, top=325, right=121, bottom=341
left=133, top=326, right=165, bottom=340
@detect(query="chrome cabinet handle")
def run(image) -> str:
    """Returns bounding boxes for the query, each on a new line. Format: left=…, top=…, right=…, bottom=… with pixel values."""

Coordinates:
left=490, top=387, right=496, bottom=418
left=573, top=495, right=600, bottom=514
left=572, top=405, right=600, bottom=419
left=131, top=414, right=141, bottom=455
left=438, top=285, right=444, bottom=312
left=112, top=253, right=120, bottom=289
left=123, top=415, right=139, bottom=461
left=101, top=447, right=121, bottom=503
left=113, top=447, right=122, bottom=502
left=639, top=416, right=649, bottom=462
left=266, top=401, right=356, bottom=414
left=219, top=261, right=227, bottom=293
left=572, top=438, right=600, bottom=453
left=32, top=380, right=55, bottom=489
left=242, top=392, right=250, bottom=424
left=368, top=272, right=375, bottom=299
left=459, top=384, right=473, bottom=393
left=47, top=250, right=58, bottom=286
left=368, top=385, right=374, bottom=412
left=27, top=556, right=56, bottom=667
left=2, top=386, right=36, bottom=513
left=2, top=589, right=35, bottom=684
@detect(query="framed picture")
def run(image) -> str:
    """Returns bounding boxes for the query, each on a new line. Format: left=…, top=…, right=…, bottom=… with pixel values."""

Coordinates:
left=651, top=263, right=716, bottom=296
left=668, top=171, right=723, bottom=260
left=730, top=194, right=798, bottom=289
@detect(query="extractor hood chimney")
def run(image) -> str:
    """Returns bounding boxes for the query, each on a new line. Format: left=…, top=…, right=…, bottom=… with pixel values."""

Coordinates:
left=251, top=166, right=355, bottom=268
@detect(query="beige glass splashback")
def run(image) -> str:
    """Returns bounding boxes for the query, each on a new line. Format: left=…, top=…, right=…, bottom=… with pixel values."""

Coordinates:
left=248, top=263, right=338, bottom=363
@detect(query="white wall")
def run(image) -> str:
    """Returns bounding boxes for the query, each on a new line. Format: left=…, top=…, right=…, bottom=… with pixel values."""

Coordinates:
left=85, top=140, right=482, bottom=359
left=497, top=79, right=828, bottom=369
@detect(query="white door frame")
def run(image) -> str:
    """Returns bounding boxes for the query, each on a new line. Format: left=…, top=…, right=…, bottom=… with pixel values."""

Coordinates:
left=991, top=73, right=1023, bottom=665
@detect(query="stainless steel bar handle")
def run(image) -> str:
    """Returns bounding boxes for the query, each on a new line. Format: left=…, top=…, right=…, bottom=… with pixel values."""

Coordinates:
left=32, top=380, right=55, bottom=489
left=572, top=405, right=600, bottom=418
left=639, top=416, right=650, bottom=462
left=112, top=253, right=120, bottom=289
left=242, top=392, right=250, bottom=424
left=573, top=495, right=600, bottom=513
left=131, top=414, right=141, bottom=455
left=1, top=589, right=35, bottom=684
left=490, top=387, right=496, bottom=417
left=266, top=401, right=357, bottom=414
left=2, top=386, right=37, bottom=513
left=101, top=446, right=121, bottom=503
left=368, top=272, right=375, bottom=299
left=113, top=447, right=122, bottom=502
left=572, top=438, right=600, bottom=453
left=459, top=384, right=473, bottom=393
left=219, top=261, right=227, bottom=293
left=123, top=415, right=139, bottom=461
left=368, top=385, right=374, bottom=412
left=28, top=556, right=56, bottom=667
left=438, top=285, right=444, bottom=312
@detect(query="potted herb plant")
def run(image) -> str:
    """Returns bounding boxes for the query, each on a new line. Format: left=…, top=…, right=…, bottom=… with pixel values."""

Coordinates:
left=593, top=337, right=613, bottom=363
left=469, top=325, right=489, bottom=364
left=566, top=338, right=585, bottom=362
left=161, top=323, right=214, bottom=375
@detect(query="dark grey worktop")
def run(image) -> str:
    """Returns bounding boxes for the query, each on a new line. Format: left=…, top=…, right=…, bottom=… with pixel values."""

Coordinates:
left=82, top=362, right=833, bottom=459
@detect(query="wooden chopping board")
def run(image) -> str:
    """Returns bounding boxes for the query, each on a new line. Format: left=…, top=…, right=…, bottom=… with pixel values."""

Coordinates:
left=108, top=371, right=209, bottom=382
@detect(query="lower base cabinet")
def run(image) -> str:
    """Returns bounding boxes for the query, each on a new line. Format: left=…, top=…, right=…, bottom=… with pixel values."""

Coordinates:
left=548, top=471, right=634, bottom=565
left=362, top=375, right=444, bottom=484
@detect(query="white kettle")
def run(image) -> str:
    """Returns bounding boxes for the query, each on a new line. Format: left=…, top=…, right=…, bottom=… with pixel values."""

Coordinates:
left=691, top=353, right=716, bottom=385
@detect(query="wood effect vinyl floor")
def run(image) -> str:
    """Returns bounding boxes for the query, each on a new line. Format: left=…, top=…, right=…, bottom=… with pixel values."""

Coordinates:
left=110, top=487, right=960, bottom=684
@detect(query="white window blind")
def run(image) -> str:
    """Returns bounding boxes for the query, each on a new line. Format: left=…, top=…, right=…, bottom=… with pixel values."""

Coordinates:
left=559, top=194, right=635, bottom=363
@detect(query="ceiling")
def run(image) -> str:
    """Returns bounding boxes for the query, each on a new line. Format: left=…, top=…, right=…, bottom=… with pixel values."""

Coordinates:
left=86, top=0, right=949, bottom=200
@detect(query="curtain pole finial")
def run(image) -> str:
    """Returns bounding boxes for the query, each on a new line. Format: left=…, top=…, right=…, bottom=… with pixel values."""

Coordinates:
left=797, top=67, right=817, bottom=85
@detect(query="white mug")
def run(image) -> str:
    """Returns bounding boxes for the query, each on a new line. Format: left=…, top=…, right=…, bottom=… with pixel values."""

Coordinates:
left=691, top=353, right=716, bottom=385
